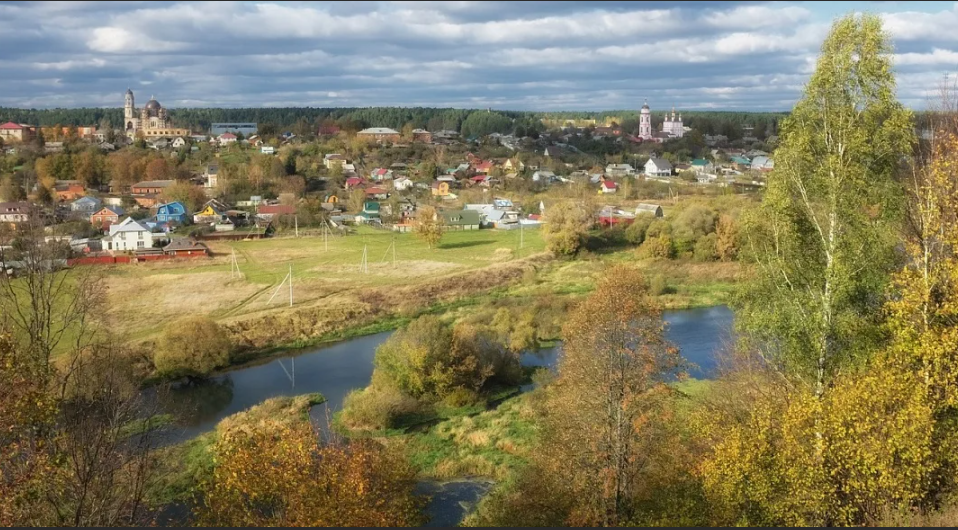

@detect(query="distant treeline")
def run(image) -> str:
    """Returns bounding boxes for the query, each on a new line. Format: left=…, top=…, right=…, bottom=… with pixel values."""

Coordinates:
left=0, top=105, right=797, bottom=140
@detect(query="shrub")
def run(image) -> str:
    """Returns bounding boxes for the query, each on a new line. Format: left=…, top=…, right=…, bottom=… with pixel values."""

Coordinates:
left=154, top=316, right=231, bottom=379
left=543, top=200, right=593, bottom=256
left=340, top=385, right=422, bottom=431
left=638, top=234, right=675, bottom=259
left=625, top=215, right=655, bottom=245
left=441, top=387, right=484, bottom=409
left=649, top=274, right=672, bottom=296
left=693, top=233, right=719, bottom=262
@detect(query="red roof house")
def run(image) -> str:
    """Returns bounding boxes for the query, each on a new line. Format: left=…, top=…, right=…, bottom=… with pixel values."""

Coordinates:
left=345, top=176, right=365, bottom=189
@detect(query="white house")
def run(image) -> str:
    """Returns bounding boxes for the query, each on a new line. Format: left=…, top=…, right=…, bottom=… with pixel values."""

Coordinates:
left=392, top=176, right=414, bottom=191
left=691, top=159, right=715, bottom=174
left=605, top=163, right=635, bottom=177
left=645, top=158, right=673, bottom=177
left=71, top=196, right=102, bottom=214
left=261, top=146, right=275, bottom=155
left=532, top=170, right=556, bottom=182
left=600, top=180, right=618, bottom=193
left=171, top=137, right=186, bottom=148
left=205, top=165, right=219, bottom=189
left=218, top=133, right=237, bottom=145
left=750, top=156, right=775, bottom=171
left=102, top=217, right=155, bottom=252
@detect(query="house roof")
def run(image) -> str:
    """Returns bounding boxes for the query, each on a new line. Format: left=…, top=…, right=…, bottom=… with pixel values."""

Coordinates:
left=345, top=177, right=364, bottom=186
left=365, top=187, right=387, bottom=195
left=0, top=201, right=32, bottom=214
left=220, top=133, right=237, bottom=139
left=164, top=238, right=209, bottom=252
left=324, top=153, right=345, bottom=160
left=157, top=201, right=186, bottom=212
left=0, top=122, right=22, bottom=130
left=132, top=180, right=174, bottom=189
left=363, top=201, right=381, bottom=211
left=691, top=158, right=710, bottom=166
left=103, top=205, right=125, bottom=216
left=439, top=209, right=481, bottom=225
left=111, top=217, right=149, bottom=233
left=602, top=180, right=618, bottom=189
left=373, top=168, right=389, bottom=176
left=647, top=158, right=672, bottom=170
left=358, top=127, right=400, bottom=135
left=73, top=196, right=100, bottom=204
left=636, top=203, right=662, bottom=214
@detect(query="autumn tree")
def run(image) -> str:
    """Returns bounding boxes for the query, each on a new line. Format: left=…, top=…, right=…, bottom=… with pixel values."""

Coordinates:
left=153, top=316, right=231, bottom=379
left=197, top=420, right=425, bottom=527
left=73, top=149, right=105, bottom=188
left=714, top=214, right=738, bottom=262
left=736, top=13, right=914, bottom=402
left=542, top=199, right=593, bottom=256
left=161, top=180, right=207, bottom=212
left=348, top=188, right=366, bottom=213
left=145, top=158, right=170, bottom=181
left=414, top=205, right=444, bottom=248
left=488, top=265, right=684, bottom=526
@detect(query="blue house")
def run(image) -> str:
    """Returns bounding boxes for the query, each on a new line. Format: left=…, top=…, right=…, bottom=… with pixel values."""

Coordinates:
left=155, top=201, right=189, bottom=224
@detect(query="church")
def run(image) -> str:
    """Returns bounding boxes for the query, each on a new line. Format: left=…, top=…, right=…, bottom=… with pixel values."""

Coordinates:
left=124, top=89, right=190, bottom=140
left=637, top=100, right=685, bottom=141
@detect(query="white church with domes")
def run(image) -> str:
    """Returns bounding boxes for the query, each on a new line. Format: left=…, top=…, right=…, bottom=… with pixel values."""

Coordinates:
left=638, top=100, right=685, bottom=142
left=123, top=89, right=190, bottom=140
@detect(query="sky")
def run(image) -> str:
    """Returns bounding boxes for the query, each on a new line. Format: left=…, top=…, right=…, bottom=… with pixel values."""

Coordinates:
left=1, top=0, right=958, bottom=112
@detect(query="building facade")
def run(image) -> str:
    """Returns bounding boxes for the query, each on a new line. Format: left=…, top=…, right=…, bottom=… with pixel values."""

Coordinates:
left=662, top=107, right=684, bottom=138
left=210, top=123, right=258, bottom=136
left=124, top=89, right=190, bottom=140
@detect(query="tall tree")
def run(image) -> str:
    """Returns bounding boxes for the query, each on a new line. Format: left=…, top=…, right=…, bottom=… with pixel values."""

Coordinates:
left=736, top=13, right=914, bottom=402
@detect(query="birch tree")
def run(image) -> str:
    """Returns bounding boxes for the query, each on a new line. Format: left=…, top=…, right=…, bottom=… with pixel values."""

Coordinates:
left=736, top=13, right=914, bottom=400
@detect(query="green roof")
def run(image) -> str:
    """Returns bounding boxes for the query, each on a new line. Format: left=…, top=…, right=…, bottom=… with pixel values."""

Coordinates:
left=439, top=209, right=481, bottom=226
left=363, top=201, right=380, bottom=212
left=691, top=159, right=709, bottom=166
left=731, top=156, right=751, bottom=165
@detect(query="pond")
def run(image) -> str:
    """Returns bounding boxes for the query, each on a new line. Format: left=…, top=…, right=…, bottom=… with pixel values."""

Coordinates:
left=156, top=305, right=735, bottom=442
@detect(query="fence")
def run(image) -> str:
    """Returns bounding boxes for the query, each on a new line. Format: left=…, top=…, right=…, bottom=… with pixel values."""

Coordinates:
left=67, top=253, right=209, bottom=267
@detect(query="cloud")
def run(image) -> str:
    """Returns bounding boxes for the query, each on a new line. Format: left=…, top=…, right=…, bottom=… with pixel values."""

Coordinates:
left=0, top=0, right=952, bottom=111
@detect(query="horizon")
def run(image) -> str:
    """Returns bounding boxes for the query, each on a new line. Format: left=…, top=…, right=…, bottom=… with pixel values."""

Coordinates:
left=1, top=1, right=957, bottom=112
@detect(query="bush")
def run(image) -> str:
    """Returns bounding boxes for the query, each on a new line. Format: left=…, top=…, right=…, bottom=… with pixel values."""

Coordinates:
left=154, top=317, right=231, bottom=379
left=340, top=385, right=422, bottom=431
left=645, top=218, right=672, bottom=239
left=625, top=215, right=655, bottom=245
left=649, top=274, right=672, bottom=296
left=441, top=387, right=484, bottom=409
left=638, top=234, right=675, bottom=259
left=693, top=233, right=719, bottom=262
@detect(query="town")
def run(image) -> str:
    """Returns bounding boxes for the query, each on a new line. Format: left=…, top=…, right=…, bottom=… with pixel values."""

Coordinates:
left=0, top=90, right=775, bottom=266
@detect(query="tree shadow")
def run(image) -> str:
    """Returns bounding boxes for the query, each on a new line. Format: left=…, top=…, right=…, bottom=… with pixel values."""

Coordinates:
left=439, top=240, right=497, bottom=249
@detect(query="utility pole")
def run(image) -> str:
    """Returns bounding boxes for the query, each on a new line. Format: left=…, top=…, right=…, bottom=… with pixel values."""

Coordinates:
left=295, top=215, right=299, bottom=237
left=324, top=221, right=328, bottom=251
left=288, top=264, right=293, bottom=307
left=519, top=219, right=524, bottom=250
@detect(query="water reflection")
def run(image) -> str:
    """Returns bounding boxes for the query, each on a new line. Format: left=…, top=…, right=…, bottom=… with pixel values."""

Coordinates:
left=159, top=378, right=235, bottom=428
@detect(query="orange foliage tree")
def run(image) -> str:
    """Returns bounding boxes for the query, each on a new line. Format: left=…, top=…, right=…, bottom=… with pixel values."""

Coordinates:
left=197, top=420, right=425, bottom=527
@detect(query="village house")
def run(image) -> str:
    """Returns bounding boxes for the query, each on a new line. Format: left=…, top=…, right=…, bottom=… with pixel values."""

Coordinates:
left=431, top=181, right=451, bottom=197
left=355, top=201, right=381, bottom=224
left=598, top=205, right=636, bottom=227
left=54, top=181, right=86, bottom=202
left=0, top=201, right=33, bottom=226
left=370, top=168, right=393, bottom=181
left=600, top=180, right=618, bottom=194
left=132, top=180, right=174, bottom=196
left=392, top=176, right=414, bottom=191
left=356, top=127, right=401, bottom=143
left=532, top=170, right=556, bottom=182
left=411, top=129, right=433, bottom=143
left=218, top=132, right=238, bottom=145
left=750, top=156, right=775, bottom=172
left=171, top=137, right=186, bottom=148
left=644, top=158, right=673, bottom=178
left=205, top=165, right=219, bottom=189
left=103, top=217, right=156, bottom=252
left=261, top=145, right=275, bottom=155
left=71, top=196, right=102, bottom=214
left=502, top=158, right=525, bottom=172
left=0, top=122, right=36, bottom=142
left=364, top=186, right=388, bottom=200
left=439, top=209, right=481, bottom=231
left=155, top=201, right=189, bottom=224
left=193, top=199, right=230, bottom=224
left=691, top=159, right=715, bottom=174
left=163, top=238, right=210, bottom=257
left=605, top=163, right=636, bottom=177
left=323, top=154, right=346, bottom=170
left=345, top=176, right=365, bottom=190
left=256, top=203, right=296, bottom=221
left=90, top=206, right=125, bottom=229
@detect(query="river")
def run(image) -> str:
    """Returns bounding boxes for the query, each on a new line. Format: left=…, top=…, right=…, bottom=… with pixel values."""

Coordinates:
left=151, top=305, right=734, bottom=525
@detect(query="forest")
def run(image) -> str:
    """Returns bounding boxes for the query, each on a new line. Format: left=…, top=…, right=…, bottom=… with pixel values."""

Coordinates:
left=0, top=104, right=788, bottom=142
left=5, top=12, right=958, bottom=528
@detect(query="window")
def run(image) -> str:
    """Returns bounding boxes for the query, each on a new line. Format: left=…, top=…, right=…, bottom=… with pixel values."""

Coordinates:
left=138, top=231, right=143, bottom=240
left=137, top=241, right=144, bottom=249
